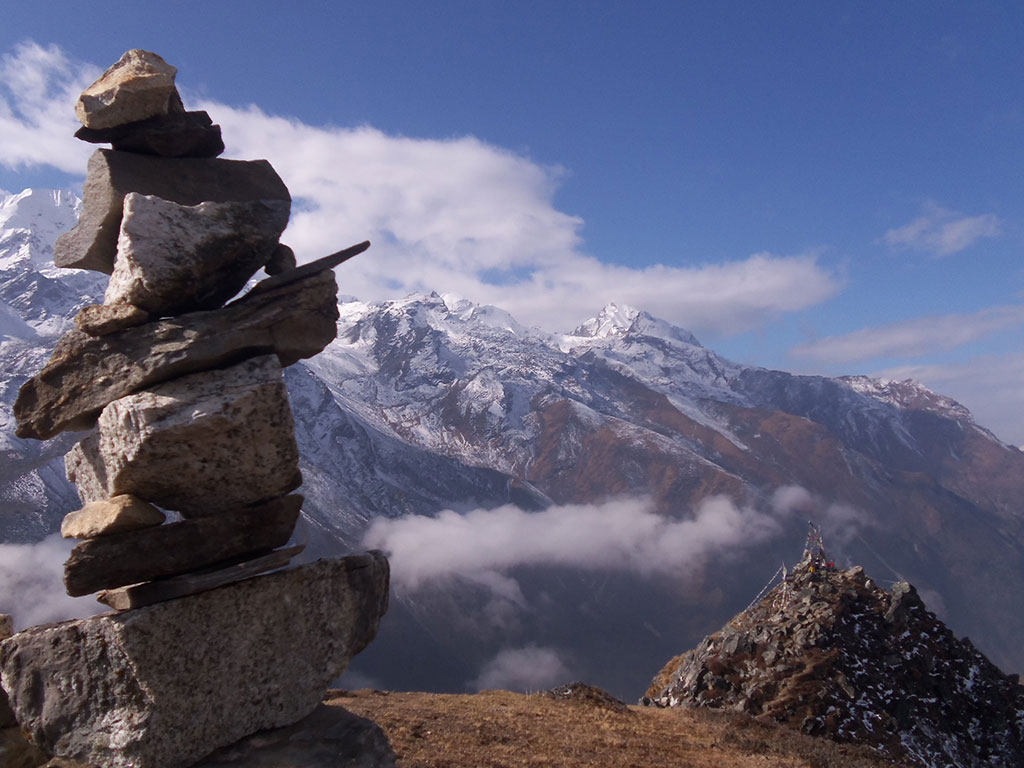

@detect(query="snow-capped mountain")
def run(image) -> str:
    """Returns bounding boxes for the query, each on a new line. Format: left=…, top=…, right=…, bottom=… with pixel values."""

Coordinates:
left=2, top=189, right=1023, bottom=700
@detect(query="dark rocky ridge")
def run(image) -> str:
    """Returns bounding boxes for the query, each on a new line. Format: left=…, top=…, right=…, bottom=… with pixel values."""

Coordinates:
left=643, top=556, right=1024, bottom=768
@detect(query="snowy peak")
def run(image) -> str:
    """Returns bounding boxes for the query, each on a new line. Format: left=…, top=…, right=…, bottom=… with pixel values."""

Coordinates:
left=0, top=188, right=81, bottom=246
left=570, top=302, right=640, bottom=339
left=568, top=302, right=703, bottom=349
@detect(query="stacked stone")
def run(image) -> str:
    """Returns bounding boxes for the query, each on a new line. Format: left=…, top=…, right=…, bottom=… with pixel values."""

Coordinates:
left=1, top=51, right=388, bottom=768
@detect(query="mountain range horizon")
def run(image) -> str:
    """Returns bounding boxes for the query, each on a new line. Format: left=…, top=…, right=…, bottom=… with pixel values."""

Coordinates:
left=2, top=186, right=1023, bottom=703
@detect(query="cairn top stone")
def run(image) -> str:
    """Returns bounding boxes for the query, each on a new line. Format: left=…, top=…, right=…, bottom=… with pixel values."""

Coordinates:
left=61, top=494, right=165, bottom=540
left=75, top=50, right=183, bottom=130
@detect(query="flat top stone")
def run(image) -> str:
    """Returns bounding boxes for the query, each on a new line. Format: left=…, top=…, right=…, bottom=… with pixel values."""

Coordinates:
left=60, top=495, right=165, bottom=540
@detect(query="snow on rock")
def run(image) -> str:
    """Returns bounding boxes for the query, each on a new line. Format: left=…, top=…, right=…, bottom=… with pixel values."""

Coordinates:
left=643, top=559, right=1024, bottom=768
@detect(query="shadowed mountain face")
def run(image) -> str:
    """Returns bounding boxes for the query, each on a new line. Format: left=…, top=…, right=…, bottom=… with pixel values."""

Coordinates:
left=2, top=190, right=1023, bottom=699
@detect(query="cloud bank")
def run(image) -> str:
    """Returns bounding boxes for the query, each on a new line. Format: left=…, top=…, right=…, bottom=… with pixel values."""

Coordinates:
left=363, top=495, right=791, bottom=600
left=0, top=534, right=102, bottom=630
left=881, top=202, right=1002, bottom=256
left=791, top=304, right=1024, bottom=363
left=0, top=41, right=839, bottom=336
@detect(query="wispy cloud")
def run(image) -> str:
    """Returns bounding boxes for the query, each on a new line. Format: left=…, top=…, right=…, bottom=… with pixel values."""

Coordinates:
left=0, top=41, right=840, bottom=337
left=470, top=645, right=571, bottom=692
left=0, top=534, right=102, bottom=630
left=363, top=495, right=792, bottom=598
left=791, top=304, right=1024, bottom=363
left=880, top=202, right=1002, bottom=256
left=0, top=41, right=96, bottom=173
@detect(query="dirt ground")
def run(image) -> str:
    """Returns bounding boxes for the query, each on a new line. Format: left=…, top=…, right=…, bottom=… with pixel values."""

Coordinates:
left=332, top=687, right=899, bottom=768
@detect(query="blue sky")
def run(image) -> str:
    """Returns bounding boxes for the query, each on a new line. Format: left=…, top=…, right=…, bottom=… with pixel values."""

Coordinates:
left=1, top=2, right=1022, bottom=443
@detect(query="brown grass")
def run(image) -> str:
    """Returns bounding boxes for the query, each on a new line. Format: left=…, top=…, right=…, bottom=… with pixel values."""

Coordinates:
left=331, top=688, right=899, bottom=768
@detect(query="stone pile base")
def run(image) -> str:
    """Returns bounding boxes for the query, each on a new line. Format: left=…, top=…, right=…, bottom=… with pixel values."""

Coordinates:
left=0, top=553, right=389, bottom=768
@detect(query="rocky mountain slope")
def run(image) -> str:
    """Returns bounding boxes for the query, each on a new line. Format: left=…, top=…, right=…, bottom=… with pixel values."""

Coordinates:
left=2, top=188, right=1023, bottom=699
left=644, top=553, right=1024, bottom=768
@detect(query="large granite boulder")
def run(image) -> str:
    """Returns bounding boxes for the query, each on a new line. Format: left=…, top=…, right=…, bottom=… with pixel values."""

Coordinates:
left=104, top=193, right=289, bottom=315
left=0, top=553, right=390, bottom=768
left=15, top=268, right=340, bottom=440
left=54, top=149, right=289, bottom=273
left=65, top=355, right=300, bottom=516
left=64, top=495, right=301, bottom=596
left=75, top=50, right=182, bottom=130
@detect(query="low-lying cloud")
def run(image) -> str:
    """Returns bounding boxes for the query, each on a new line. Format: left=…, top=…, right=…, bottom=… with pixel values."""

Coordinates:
left=0, top=534, right=102, bottom=630
left=880, top=202, right=1002, bottom=257
left=470, top=645, right=571, bottom=692
left=0, top=41, right=839, bottom=337
left=363, top=495, right=791, bottom=598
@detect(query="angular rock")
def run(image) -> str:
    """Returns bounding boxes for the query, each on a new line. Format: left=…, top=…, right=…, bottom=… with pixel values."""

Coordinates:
left=264, top=242, right=296, bottom=275
left=74, top=111, right=224, bottom=158
left=54, top=149, right=290, bottom=273
left=15, top=269, right=339, bottom=440
left=194, top=702, right=397, bottom=767
left=60, top=494, right=165, bottom=540
left=1, top=553, right=390, bottom=768
left=75, top=50, right=181, bottom=130
left=97, top=545, right=305, bottom=611
left=104, top=193, right=290, bottom=316
left=74, top=302, right=150, bottom=336
left=64, top=495, right=301, bottom=596
left=65, top=356, right=300, bottom=517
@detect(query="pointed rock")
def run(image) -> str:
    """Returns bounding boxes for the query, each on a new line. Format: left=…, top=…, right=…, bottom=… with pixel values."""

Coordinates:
left=61, top=494, right=165, bottom=540
left=75, top=50, right=182, bottom=130
left=103, top=193, right=290, bottom=315
left=54, top=149, right=290, bottom=273
left=74, top=110, right=224, bottom=158
left=64, top=495, right=301, bottom=596
left=1, top=553, right=390, bottom=768
left=15, top=269, right=339, bottom=440
left=65, top=355, right=300, bottom=517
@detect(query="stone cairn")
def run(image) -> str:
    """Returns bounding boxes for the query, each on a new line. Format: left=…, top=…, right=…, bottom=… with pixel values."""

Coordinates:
left=0, top=50, right=390, bottom=768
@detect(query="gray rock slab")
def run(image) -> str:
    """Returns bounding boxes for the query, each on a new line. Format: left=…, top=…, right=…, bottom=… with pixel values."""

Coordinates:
left=75, top=50, right=181, bottom=130
left=194, top=702, right=397, bottom=767
left=61, top=494, right=165, bottom=540
left=74, top=111, right=224, bottom=158
left=104, top=193, right=289, bottom=316
left=15, top=269, right=339, bottom=440
left=97, top=545, right=305, bottom=611
left=1, top=552, right=390, bottom=768
left=64, top=495, right=301, bottom=596
left=54, top=149, right=289, bottom=273
left=65, top=355, right=300, bottom=517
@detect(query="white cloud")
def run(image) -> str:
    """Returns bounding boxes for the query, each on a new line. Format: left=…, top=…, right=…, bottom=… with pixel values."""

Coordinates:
left=791, top=304, right=1024, bottom=362
left=0, top=41, right=841, bottom=337
left=204, top=101, right=840, bottom=336
left=0, top=534, right=102, bottom=630
left=0, top=41, right=96, bottom=174
left=363, top=495, right=790, bottom=596
left=878, top=351, right=1024, bottom=446
left=881, top=202, right=1002, bottom=256
left=470, top=645, right=571, bottom=692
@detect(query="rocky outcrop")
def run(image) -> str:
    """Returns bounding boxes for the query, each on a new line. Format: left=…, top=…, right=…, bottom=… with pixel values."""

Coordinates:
left=643, top=558, right=1024, bottom=768
left=1, top=553, right=390, bottom=768
left=54, top=150, right=289, bottom=273
left=64, top=355, right=301, bottom=515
